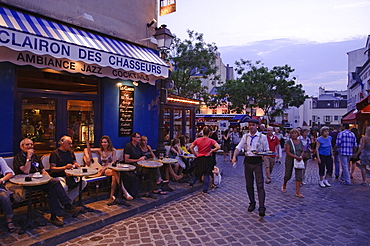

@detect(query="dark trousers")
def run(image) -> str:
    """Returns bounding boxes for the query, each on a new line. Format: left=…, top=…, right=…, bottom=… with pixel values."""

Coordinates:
left=244, top=157, right=265, bottom=208
left=31, top=178, right=71, bottom=215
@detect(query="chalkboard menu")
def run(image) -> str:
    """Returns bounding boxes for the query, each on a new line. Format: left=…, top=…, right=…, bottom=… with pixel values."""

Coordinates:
left=119, top=86, right=134, bottom=137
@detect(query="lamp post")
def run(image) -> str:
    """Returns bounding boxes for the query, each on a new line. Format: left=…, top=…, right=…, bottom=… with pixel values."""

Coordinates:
left=154, top=24, right=174, bottom=155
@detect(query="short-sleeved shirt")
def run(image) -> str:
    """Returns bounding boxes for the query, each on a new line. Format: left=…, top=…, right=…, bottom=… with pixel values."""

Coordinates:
left=0, top=157, right=14, bottom=178
left=335, top=129, right=356, bottom=156
left=267, top=135, right=280, bottom=157
left=192, top=137, right=217, bottom=157
left=49, top=149, right=76, bottom=177
left=317, top=136, right=332, bottom=156
left=298, top=136, right=311, bottom=151
left=13, top=152, right=44, bottom=175
left=124, top=142, right=143, bottom=161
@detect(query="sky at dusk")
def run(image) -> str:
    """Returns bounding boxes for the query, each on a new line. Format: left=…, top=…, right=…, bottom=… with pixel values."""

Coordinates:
left=158, top=0, right=370, bottom=96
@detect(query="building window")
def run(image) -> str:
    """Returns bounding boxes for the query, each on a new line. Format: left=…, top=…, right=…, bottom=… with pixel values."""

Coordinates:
left=222, top=109, right=228, bottom=114
left=313, top=101, right=317, bottom=108
left=324, top=115, right=332, bottom=122
left=312, top=115, right=318, bottom=122
left=334, top=115, right=339, bottom=121
left=212, top=109, right=217, bottom=114
left=334, top=101, right=339, bottom=108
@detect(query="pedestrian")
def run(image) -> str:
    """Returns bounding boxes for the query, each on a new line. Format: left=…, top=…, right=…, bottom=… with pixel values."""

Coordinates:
left=274, top=127, right=283, bottom=163
left=316, top=126, right=333, bottom=188
left=189, top=126, right=220, bottom=194
left=349, top=127, right=361, bottom=179
left=0, top=157, right=16, bottom=232
left=221, top=130, right=231, bottom=161
left=298, top=128, right=312, bottom=184
left=264, top=126, right=280, bottom=184
left=329, top=126, right=340, bottom=179
left=282, top=128, right=305, bottom=198
left=232, top=119, right=269, bottom=216
left=230, top=128, right=241, bottom=164
left=355, top=126, right=370, bottom=185
left=334, top=123, right=357, bottom=185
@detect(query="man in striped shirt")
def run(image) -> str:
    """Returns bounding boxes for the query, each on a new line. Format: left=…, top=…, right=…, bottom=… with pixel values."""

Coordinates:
left=334, top=123, right=357, bottom=185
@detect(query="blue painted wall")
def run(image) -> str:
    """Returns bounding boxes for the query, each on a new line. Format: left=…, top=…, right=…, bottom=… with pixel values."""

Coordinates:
left=0, top=63, right=15, bottom=157
left=101, top=79, right=159, bottom=150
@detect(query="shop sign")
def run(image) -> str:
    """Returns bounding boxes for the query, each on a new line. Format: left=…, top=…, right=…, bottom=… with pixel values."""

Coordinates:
left=0, top=27, right=168, bottom=78
left=160, top=0, right=176, bottom=16
left=0, top=46, right=158, bottom=85
left=119, top=86, right=134, bottom=137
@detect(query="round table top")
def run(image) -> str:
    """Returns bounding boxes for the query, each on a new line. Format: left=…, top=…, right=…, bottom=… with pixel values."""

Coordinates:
left=137, top=160, right=163, bottom=168
left=108, top=164, right=136, bottom=172
left=179, top=154, right=196, bottom=158
left=65, top=167, right=98, bottom=177
left=10, top=174, right=51, bottom=186
left=215, top=149, right=224, bottom=153
left=157, top=158, right=178, bottom=164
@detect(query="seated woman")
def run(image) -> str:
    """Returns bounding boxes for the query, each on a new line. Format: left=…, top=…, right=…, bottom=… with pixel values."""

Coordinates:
left=0, top=157, right=16, bottom=233
left=168, top=138, right=186, bottom=179
left=84, top=135, right=133, bottom=201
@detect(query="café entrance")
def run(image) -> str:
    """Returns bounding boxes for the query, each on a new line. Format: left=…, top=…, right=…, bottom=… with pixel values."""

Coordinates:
left=14, top=67, right=101, bottom=153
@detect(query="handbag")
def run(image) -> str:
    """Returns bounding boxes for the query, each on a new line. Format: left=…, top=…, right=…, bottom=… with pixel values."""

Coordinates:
left=65, top=176, right=79, bottom=190
left=290, top=140, right=305, bottom=169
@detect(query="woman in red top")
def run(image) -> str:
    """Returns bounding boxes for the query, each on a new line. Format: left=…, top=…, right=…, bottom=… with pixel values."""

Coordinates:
left=189, top=126, right=220, bottom=194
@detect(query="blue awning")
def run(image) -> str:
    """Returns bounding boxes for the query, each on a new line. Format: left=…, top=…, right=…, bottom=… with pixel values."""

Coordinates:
left=0, top=6, right=168, bottom=80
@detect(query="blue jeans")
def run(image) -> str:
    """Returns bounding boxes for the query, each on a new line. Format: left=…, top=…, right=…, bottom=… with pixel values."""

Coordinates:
left=0, top=189, right=13, bottom=219
left=333, top=151, right=340, bottom=177
left=339, top=155, right=351, bottom=184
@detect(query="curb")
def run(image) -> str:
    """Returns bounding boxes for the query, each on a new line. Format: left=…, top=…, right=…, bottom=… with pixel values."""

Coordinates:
left=26, top=183, right=202, bottom=246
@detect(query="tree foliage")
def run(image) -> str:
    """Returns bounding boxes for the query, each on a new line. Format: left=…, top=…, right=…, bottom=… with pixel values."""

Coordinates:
left=211, top=60, right=307, bottom=121
left=168, top=30, right=220, bottom=100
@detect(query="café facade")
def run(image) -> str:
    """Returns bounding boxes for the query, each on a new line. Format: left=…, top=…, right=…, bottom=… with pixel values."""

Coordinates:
left=0, top=4, right=169, bottom=156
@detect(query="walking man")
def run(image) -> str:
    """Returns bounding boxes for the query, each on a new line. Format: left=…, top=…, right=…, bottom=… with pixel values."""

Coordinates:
left=264, top=126, right=280, bottom=184
left=334, top=123, right=357, bottom=185
left=232, top=119, right=269, bottom=216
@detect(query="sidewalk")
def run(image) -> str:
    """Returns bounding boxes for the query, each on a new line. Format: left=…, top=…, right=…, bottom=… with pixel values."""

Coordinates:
left=0, top=177, right=203, bottom=246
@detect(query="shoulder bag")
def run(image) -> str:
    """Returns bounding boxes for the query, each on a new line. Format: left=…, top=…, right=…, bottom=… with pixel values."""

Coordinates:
left=290, top=140, right=305, bottom=169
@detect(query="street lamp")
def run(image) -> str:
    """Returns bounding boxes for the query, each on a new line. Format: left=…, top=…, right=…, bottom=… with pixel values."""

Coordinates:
left=154, top=24, right=174, bottom=155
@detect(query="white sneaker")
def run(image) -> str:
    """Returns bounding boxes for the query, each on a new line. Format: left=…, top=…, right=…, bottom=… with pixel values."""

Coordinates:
left=302, top=181, right=307, bottom=185
left=323, top=179, right=331, bottom=187
left=319, top=181, right=326, bottom=188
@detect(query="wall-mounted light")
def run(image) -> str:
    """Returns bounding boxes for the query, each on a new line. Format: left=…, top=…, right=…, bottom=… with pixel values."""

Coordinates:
left=116, top=82, right=122, bottom=87
left=147, top=18, right=157, bottom=27
left=132, top=81, right=139, bottom=87
left=69, top=13, right=95, bottom=23
left=136, top=36, right=158, bottom=44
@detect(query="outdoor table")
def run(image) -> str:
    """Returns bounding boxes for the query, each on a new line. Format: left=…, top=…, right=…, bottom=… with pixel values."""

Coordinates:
left=137, top=160, right=163, bottom=198
left=215, top=149, right=224, bottom=153
left=179, top=154, right=196, bottom=159
left=65, top=167, right=97, bottom=211
left=137, top=160, right=163, bottom=168
left=156, top=158, right=177, bottom=164
left=107, top=164, right=136, bottom=207
left=10, top=174, right=51, bottom=234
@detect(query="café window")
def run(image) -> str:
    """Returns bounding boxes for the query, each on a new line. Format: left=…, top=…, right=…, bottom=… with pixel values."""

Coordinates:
left=17, top=67, right=99, bottom=152
left=21, top=97, right=57, bottom=150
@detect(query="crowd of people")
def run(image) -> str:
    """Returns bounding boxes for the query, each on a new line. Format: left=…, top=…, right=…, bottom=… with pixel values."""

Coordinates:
left=0, top=121, right=369, bottom=232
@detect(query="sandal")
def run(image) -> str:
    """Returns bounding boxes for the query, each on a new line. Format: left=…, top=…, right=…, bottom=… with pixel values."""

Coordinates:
left=152, top=189, right=167, bottom=195
left=124, top=192, right=133, bottom=200
left=174, top=174, right=184, bottom=181
left=7, top=222, right=16, bottom=233
left=295, top=193, right=304, bottom=198
left=281, top=186, right=286, bottom=193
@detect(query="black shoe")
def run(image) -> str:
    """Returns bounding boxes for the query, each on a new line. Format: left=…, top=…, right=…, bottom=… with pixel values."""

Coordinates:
left=189, top=179, right=196, bottom=186
left=247, top=203, right=256, bottom=212
left=50, top=217, right=64, bottom=227
left=259, top=207, right=266, bottom=217
left=202, top=190, right=208, bottom=195
left=64, top=205, right=82, bottom=216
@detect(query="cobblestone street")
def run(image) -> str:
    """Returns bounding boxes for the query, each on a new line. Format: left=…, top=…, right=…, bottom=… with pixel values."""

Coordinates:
left=60, top=153, right=370, bottom=246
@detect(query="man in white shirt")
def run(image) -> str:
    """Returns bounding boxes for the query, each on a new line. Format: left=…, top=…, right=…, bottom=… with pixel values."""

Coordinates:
left=232, top=119, right=269, bottom=217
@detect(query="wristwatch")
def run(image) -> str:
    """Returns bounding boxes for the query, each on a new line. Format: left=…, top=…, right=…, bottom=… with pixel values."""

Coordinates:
left=26, top=158, right=31, bottom=162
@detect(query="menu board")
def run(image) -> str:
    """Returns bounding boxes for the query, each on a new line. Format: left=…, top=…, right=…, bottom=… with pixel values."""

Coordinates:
left=119, top=86, right=134, bottom=137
